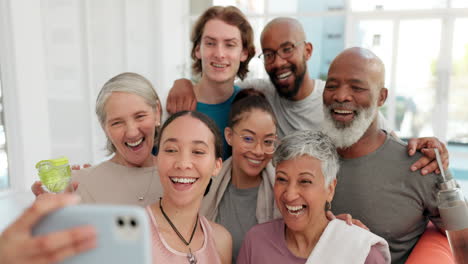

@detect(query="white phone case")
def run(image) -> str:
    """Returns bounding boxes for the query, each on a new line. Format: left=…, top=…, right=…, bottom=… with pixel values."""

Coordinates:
left=32, top=205, right=152, bottom=264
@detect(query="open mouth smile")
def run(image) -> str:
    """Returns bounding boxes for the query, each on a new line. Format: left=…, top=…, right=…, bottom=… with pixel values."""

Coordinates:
left=285, top=204, right=307, bottom=216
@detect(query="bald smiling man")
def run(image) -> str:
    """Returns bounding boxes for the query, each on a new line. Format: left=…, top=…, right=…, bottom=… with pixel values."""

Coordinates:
left=326, top=47, right=446, bottom=263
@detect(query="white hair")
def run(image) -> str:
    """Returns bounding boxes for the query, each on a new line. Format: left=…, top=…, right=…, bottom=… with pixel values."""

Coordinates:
left=272, top=130, right=339, bottom=187
left=95, top=72, right=161, bottom=154
left=321, top=101, right=378, bottom=149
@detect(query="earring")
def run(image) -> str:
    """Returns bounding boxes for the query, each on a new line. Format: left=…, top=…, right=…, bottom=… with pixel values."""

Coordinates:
left=324, top=201, right=332, bottom=211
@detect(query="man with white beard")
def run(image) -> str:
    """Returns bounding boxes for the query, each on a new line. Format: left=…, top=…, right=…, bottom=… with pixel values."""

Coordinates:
left=324, top=47, right=445, bottom=264
left=166, top=17, right=449, bottom=175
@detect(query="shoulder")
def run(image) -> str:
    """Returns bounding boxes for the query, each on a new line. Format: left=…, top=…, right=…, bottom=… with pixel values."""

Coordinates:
left=377, top=134, right=423, bottom=163
left=209, top=220, right=232, bottom=242
left=314, top=79, right=326, bottom=92
left=207, top=219, right=232, bottom=264
left=236, top=78, right=275, bottom=95
left=72, top=161, right=112, bottom=183
left=245, top=218, right=283, bottom=241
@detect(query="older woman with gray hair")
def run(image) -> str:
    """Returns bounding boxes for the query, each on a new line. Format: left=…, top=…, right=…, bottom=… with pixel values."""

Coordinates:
left=237, top=130, right=391, bottom=264
left=33, top=72, right=163, bottom=205
left=74, top=72, right=163, bottom=205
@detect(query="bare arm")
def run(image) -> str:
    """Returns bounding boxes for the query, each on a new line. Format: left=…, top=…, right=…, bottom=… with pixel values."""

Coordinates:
left=210, top=221, right=232, bottom=264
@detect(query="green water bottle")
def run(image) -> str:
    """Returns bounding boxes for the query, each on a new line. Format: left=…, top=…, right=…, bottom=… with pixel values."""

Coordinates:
left=36, top=157, right=72, bottom=193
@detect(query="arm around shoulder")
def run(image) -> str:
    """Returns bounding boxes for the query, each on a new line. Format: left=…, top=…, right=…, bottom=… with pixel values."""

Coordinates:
left=210, top=221, right=232, bottom=264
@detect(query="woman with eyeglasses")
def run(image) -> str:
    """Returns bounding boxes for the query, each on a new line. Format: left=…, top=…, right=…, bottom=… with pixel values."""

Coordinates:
left=200, top=88, right=281, bottom=262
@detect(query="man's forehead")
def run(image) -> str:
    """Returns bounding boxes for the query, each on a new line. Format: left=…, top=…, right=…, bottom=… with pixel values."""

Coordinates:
left=261, top=23, right=302, bottom=48
left=202, top=19, right=242, bottom=39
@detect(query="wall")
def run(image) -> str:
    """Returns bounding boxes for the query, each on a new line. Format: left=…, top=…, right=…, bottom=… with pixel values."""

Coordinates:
left=0, top=0, right=189, bottom=192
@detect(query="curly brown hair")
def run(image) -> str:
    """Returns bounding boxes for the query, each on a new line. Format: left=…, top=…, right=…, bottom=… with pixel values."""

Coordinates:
left=190, top=6, right=255, bottom=80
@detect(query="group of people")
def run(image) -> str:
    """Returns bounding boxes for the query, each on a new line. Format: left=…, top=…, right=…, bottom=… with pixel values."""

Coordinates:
left=0, top=5, right=451, bottom=264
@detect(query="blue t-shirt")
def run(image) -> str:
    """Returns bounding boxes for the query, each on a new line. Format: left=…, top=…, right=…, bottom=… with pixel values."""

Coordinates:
left=196, top=85, right=240, bottom=160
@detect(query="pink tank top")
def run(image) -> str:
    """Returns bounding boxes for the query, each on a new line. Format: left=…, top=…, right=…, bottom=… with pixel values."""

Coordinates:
left=146, top=207, right=222, bottom=264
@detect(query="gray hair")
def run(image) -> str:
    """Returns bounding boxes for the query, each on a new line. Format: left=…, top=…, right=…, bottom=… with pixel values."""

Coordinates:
left=273, top=130, right=340, bottom=187
left=95, top=72, right=161, bottom=155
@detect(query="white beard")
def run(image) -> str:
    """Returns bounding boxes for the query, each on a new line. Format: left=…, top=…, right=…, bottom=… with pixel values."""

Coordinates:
left=322, top=102, right=378, bottom=149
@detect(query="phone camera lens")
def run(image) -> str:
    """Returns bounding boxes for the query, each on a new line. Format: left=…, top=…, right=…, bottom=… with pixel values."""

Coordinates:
left=117, top=217, right=125, bottom=227
left=130, top=218, right=138, bottom=227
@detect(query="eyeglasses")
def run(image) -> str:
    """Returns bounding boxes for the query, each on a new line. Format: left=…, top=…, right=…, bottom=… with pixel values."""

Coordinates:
left=258, top=41, right=306, bottom=65
left=233, top=130, right=278, bottom=154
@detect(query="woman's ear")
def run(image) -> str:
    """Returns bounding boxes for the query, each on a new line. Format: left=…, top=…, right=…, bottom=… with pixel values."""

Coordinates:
left=327, top=178, right=337, bottom=202
left=212, top=157, right=223, bottom=177
left=154, top=101, right=162, bottom=126
left=224, top=127, right=233, bottom=146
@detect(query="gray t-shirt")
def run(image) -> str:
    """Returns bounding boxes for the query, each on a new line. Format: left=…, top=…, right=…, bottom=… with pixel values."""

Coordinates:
left=237, top=78, right=391, bottom=138
left=216, top=183, right=259, bottom=263
left=332, top=133, right=443, bottom=264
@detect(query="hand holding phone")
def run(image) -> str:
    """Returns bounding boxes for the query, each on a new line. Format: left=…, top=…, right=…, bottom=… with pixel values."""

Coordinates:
left=32, top=204, right=151, bottom=264
left=0, top=193, right=96, bottom=264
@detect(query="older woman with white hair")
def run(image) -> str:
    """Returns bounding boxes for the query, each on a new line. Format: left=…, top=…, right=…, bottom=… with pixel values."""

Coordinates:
left=237, top=130, right=391, bottom=264
left=33, top=72, right=163, bottom=205
left=74, top=72, right=164, bottom=205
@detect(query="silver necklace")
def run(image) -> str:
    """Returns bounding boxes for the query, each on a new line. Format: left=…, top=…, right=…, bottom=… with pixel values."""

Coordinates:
left=137, top=162, right=155, bottom=201
left=119, top=159, right=156, bottom=202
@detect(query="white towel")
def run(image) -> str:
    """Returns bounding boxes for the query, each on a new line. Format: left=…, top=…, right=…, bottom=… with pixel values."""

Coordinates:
left=306, top=219, right=391, bottom=264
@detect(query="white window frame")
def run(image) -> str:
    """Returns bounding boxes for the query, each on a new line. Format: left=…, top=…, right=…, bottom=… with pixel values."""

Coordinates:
left=345, top=7, right=468, bottom=142
left=0, top=0, right=24, bottom=196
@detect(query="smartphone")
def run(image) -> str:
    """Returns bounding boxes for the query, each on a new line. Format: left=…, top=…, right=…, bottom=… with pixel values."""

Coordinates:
left=32, top=205, right=151, bottom=264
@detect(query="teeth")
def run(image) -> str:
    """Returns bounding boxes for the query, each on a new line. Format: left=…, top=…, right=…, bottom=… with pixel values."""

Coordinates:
left=170, top=177, right=197, bottom=184
left=277, top=71, right=292, bottom=79
left=247, top=158, right=261, bottom=164
left=286, top=204, right=305, bottom=216
left=286, top=205, right=304, bottom=211
left=127, top=138, right=143, bottom=147
left=212, top=63, right=226, bottom=68
left=334, top=109, right=353, bottom=114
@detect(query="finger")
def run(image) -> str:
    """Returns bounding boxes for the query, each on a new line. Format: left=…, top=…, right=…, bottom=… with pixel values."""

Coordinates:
left=8, top=194, right=80, bottom=232
left=352, top=220, right=369, bottom=231
left=189, top=98, right=197, bottom=111
left=47, top=235, right=96, bottom=264
left=30, top=225, right=96, bottom=257
left=420, top=161, right=439, bottom=175
left=167, top=89, right=178, bottom=114
left=440, top=143, right=449, bottom=170
left=166, top=96, right=174, bottom=114
left=326, top=210, right=336, bottom=221
left=443, top=158, right=449, bottom=172
left=71, top=181, right=79, bottom=190
left=410, top=156, right=431, bottom=173
left=407, top=138, right=418, bottom=156
left=346, top=214, right=352, bottom=225
left=174, top=97, right=184, bottom=113
left=32, top=181, right=46, bottom=196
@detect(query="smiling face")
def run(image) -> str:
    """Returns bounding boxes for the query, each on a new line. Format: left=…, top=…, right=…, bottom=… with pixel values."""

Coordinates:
left=104, top=92, right=160, bottom=167
left=322, top=49, right=387, bottom=148
left=195, top=19, right=248, bottom=85
left=157, top=115, right=222, bottom=206
left=274, top=155, right=336, bottom=232
left=261, top=22, right=311, bottom=99
left=226, top=109, right=277, bottom=179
